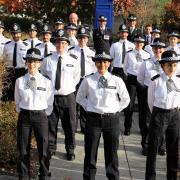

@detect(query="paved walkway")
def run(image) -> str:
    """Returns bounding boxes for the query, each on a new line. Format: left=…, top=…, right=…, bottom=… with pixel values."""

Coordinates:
left=0, top=112, right=166, bottom=180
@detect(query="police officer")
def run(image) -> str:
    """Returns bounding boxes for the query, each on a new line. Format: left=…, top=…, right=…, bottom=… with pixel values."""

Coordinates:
left=137, top=38, right=166, bottom=155
left=110, top=24, right=135, bottom=81
left=66, top=22, right=78, bottom=48
left=51, top=18, right=65, bottom=43
left=144, top=28, right=161, bottom=57
left=123, top=36, right=150, bottom=136
left=41, top=29, right=80, bottom=160
left=36, top=24, right=56, bottom=58
left=3, top=23, right=29, bottom=101
left=24, top=24, right=42, bottom=48
left=69, top=26, right=96, bottom=133
left=127, top=14, right=142, bottom=42
left=93, top=15, right=113, bottom=53
left=145, top=50, right=180, bottom=180
left=15, top=48, right=54, bottom=180
left=76, top=50, right=130, bottom=180
left=0, top=20, right=10, bottom=58
left=143, top=24, right=153, bottom=45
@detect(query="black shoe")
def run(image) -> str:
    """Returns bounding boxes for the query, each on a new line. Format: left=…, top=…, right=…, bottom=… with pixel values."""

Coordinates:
left=67, top=153, right=75, bottom=161
left=124, top=130, right=130, bottom=136
left=158, top=149, right=166, bottom=156
left=142, top=146, right=148, bottom=156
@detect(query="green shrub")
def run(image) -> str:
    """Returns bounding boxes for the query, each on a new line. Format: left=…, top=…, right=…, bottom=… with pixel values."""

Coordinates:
left=0, top=102, right=18, bottom=164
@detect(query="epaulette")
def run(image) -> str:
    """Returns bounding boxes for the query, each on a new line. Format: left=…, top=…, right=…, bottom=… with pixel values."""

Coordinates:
left=89, top=47, right=95, bottom=52
left=85, top=73, right=94, bottom=77
left=23, top=41, right=28, bottom=46
left=23, top=39, right=27, bottom=41
left=151, top=74, right=160, bottom=81
left=45, top=53, right=52, bottom=58
left=5, top=41, right=11, bottom=44
left=144, top=58, right=151, bottom=61
left=127, top=49, right=133, bottom=53
left=42, top=74, right=51, bottom=80
left=68, top=46, right=75, bottom=51
left=176, top=74, right=180, bottom=78
left=144, top=49, right=150, bottom=55
left=35, top=43, right=42, bottom=47
left=69, top=54, right=78, bottom=59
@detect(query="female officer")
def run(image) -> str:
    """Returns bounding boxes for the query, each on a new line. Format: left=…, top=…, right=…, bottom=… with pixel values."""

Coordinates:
left=76, top=50, right=130, bottom=180
left=145, top=50, right=180, bottom=180
left=15, top=48, right=54, bottom=180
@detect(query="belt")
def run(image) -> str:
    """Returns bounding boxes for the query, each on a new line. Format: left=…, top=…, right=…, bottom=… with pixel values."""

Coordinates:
left=87, top=111, right=118, bottom=117
left=20, top=108, right=45, bottom=113
left=153, top=106, right=180, bottom=112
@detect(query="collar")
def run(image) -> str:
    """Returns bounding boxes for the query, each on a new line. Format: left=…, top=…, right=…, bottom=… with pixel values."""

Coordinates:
left=96, top=71, right=110, bottom=80
left=135, top=49, right=143, bottom=54
left=119, top=39, right=127, bottom=43
left=26, top=72, right=41, bottom=79
left=30, top=37, right=38, bottom=41
left=162, top=72, right=176, bottom=81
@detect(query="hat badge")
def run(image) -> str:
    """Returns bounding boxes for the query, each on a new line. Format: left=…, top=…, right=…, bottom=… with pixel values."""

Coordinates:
left=102, top=51, right=106, bottom=55
left=122, top=24, right=126, bottom=30
left=31, top=52, right=35, bottom=56
left=31, top=24, right=35, bottom=29
left=58, top=30, right=64, bottom=36
left=14, top=24, right=18, bottom=31
left=81, top=28, right=86, bottom=34
left=44, top=25, right=48, bottom=31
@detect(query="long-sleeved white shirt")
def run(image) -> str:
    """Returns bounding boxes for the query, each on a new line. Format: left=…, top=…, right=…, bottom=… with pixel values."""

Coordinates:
left=76, top=71, right=130, bottom=114
left=15, top=72, right=54, bottom=115
left=0, top=35, right=11, bottom=57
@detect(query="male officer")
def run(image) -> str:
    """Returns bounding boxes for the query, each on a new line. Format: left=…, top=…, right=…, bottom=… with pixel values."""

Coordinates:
left=24, top=24, right=42, bottom=48
left=127, top=14, right=141, bottom=42
left=0, top=20, right=10, bottom=58
left=93, top=15, right=113, bottom=52
left=36, top=24, right=56, bottom=58
left=3, top=23, right=29, bottom=101
left=123, top=36, right=150, bottom=136
left=41, top=29, right=80, bottom=160
left=143, top=24, right=153, bottom=45
left=145, top=50, right=180, bottom=180
left=69, top=26, right=96, bottom=133
left=76, top=50, right=130, bottom=180
left=110, top=24, right=135, bottom=81
left=15, top=48, right=54, bottom=180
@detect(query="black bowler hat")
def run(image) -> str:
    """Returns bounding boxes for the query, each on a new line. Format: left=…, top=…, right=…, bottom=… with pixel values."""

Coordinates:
left=167, top=31, right=180, bottom=38
left=127, top=14, right=137, bottom=21
left=24, top=48, right=43, bottom=61
left=66, top=23, right=77, bottom=30
left=54, top=18, right=64, bottom=25
left=151, top=38, right=166, bottom=48
left=118, top=24, right=128, bottom=33
left=76, top=26, right=90, bottom=38
left=11, top=23, right=21, bottom=33
left=92, top=50, right=113, bottom=62
left=29, top=24, right=38, bottom=31
left=134, top=35, right=145, bottom=43
left=159, top=50, right=180, bottom=64
left=0, top=20, right=5, bottom=29
left=41, top=24, right=52, bottom=34
left=98, top=15, right=107, bottom=21
left=55, top=29, right=70, bottom=44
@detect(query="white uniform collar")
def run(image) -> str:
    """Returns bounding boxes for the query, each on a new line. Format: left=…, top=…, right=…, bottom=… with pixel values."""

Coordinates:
left=96, top=71, right=110, bottom=79
left=26, top=72, right=41, bottom=79
left=162, top=72, right=177, bottom=81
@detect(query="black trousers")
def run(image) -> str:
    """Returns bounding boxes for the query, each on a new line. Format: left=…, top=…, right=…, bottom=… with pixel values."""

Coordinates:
left=83, top=112, right=120, bottom=180
left=112, top=67, right=127, bottom=82
left=49, top=93, right=76, bottom=154
left=124, top=74, right=145, bottom=133
left=17, top=109, right=50, bottom=180
left=145, top=107, right=180, bottom=180
left=2, top=67, right=27, bottom=101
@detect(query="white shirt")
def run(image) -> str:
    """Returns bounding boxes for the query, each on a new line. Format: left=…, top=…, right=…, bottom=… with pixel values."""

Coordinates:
left=148, top=72, right=180, bottom=112
left=69, top=45, right=96, bottom=77
left=3, top=40, right=29, bottom=68
left=41, top=51, right=80, bottom=95
left=144, top=44, right=154, bottom=57
left=137, top=56, right=163, bottom=86
left=0, top=35, right=11, bottom=57
left=15, top=72, right=54, bottom=115
left=24, top=38, right=42, bottom=48
left=110, top=39, right=135, bottom=68
left=68, top=36, right=78, bottom=47
left=36, top=42, right=56, bottom=58
left=76, top=71, right=130, bottom=114
left=123, top=49, right=150, bottom=76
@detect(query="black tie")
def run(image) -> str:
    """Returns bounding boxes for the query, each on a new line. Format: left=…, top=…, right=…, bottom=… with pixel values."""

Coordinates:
left=31, top=40, right=34, bottom=48
left=98, top=76, right=108, bottom=88
left=166, top=79, right=178, bottom=93
left=44, top=44, right=48, bottom=57
left=13, top=42, right=17, bottom=67
left=55, top=56, right=62, bottom=90
left=122, top=41, right=126, bottom=64
left=81, top=49, right=85, bottom=77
